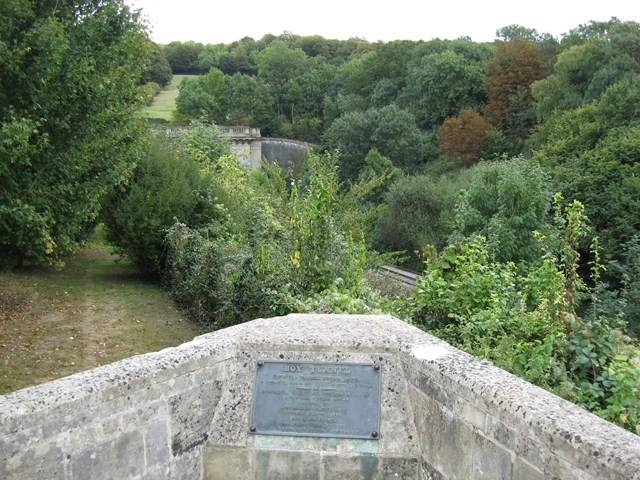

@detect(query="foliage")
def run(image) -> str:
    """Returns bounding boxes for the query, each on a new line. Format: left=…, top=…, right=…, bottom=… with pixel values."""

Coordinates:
left=163, top=41, right=201, bottom=74
left=322, top=105, right=423, bottom=182
left=400, top=50, right=485, bottom=130
left=101, top=135, right=221, bottom=275
left=436, top=109, right=492, bottom=166
left=375, top=170, right=473, bottom=267
left=174, top=120, right=231, bottom=163
left=618, top=236, right=640, bottom=336
left=256, top=40, right=310, bottom=119
left=450, top=157, right=551, bottom=263
left=484, top=37, right=544, bottom=131
left=225, top=73, right=279, bottom=134
left=411, top=199, right=640, bottom=433
left=140, top=82, right=162, bottom=105
left=164, top=151, right=380, bottom=330
left=175, top=68, right=228, bottom=123
left=530, top=80, right=640, bottom=261
left=532, top=19, right=640, bottom=120
left=142, top=42, right=172, bottom=87
left=413, top=236, right=570, bottom=391
left=0, top=0, right=151, bottom=267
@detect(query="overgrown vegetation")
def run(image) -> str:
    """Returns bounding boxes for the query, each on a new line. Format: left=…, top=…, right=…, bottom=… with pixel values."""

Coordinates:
left=2, top=5, right=639, bottom=434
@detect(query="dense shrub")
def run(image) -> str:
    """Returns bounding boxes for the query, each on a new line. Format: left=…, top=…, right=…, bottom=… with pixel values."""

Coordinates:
left=375, top=170, right=472, bottom=267
left=164, top=152, right=379, bottom=330
left=102, top=135, right=221, bottom=275
left=410, top=199, right=640, bottom=434
left=450, top=156, right=551, bottom=264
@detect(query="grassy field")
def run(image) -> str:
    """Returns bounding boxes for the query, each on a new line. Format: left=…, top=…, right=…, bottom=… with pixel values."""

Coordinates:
left=0, top=227, right=200, bottom=395
left=143, top=74, right=196, bottom=121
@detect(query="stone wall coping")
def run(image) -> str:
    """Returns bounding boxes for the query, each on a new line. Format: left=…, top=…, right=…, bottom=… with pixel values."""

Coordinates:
left=1, top=314, right=639, bottom=479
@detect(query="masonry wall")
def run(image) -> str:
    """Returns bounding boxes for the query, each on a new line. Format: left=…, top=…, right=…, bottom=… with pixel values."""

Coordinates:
left=261, top=138, right=312, bottom=171
left=1, top=315, right=639, bottom=480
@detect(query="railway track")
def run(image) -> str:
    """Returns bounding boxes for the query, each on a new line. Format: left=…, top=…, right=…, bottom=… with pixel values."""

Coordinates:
left=379, top=265, right=419, bottom=288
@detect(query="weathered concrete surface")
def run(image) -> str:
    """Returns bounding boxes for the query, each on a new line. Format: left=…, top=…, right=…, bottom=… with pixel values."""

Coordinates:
left=1, top=314, right=639, bottom=479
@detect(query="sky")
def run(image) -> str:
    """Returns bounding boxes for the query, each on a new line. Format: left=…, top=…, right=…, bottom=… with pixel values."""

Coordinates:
left=125, top=0, right=639, bottom=45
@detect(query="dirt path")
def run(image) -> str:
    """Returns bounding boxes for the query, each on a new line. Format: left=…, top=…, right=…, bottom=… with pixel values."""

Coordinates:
left=0, top=243, right=200, bottom=394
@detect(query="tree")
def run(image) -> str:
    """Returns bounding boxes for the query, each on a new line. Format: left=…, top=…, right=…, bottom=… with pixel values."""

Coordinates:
left=532, top=20, right=640, bottom=121
left=175, top=67, right=228, bottom=124
left=226, top=74, right=279, bottom=134
left=376, top=171, right=472, bottom=260
left=484, top=37, right=544, bottom=130
left=436, top=109, right=491, bottom=167
left=450, top=157, right=552, bottom=263
left=142, top=42, right=172, bottom=87
left=400, top=50, right=485, bottom=130
left=0, top=0, right=151, bottom=267
left=322, top=105, right=423, bottom=182
left=217, top=36, right=259, bottom=75
left=530, top=80, right=640, bottom=261
left=410, top=38, right=494, bottom=69
left=163, top=41, right=202, bottom=74
left=256, top=40, right=309, bottom=119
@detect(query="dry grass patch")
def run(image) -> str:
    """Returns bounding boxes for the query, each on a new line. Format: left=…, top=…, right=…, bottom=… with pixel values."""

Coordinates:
left=0, top=233, right=199, bottom=394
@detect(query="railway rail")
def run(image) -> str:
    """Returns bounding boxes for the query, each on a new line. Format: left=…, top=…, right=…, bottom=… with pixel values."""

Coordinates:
left=379, top=265, right=419, bottom=288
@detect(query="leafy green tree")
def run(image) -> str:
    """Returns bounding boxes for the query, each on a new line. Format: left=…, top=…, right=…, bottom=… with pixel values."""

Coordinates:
left=226, top=74, right=279, bottom=134
left=532, top=19, right=640, bottom=120
left=196, top=43, right=226, bottom=73
left=257, top=40, right=309, bottom=119
left=409, top=38, right=494, bottom=69
left=175, top=67, right=228, bottom=123
left=142, top=42, right=172, bottom=87
left=400, top=50, right=485, bottom=130
left=450, top=157, right=552, bottom=263
left=163, top=41, right=202, bottom=74
left=530, top=80, right=640, bottom=261
left=0, top=0, right=151, bottom=267
left=322, top=105, right=423, bottom=182
left=217, top=36, right=259, bottom=75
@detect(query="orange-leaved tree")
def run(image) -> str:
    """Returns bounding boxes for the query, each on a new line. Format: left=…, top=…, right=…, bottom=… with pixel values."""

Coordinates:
left=436, top=109, right=491, bottom=167
left=484, top=37, right=545, bottom=129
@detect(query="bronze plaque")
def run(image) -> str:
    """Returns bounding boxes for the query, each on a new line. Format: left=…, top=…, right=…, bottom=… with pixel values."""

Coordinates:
left=249, top=361, right=381, bottom=439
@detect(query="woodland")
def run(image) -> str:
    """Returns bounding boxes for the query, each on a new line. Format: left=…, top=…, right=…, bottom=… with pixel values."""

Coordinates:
left=0, top=2, right=639, bottom=433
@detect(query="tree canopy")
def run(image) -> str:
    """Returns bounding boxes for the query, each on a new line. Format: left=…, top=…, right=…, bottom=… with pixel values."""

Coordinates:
left=0, top=0, right=151, bottom=267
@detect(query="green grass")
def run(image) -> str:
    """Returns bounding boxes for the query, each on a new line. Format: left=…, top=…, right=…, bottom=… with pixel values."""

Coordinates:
left=143, top=74, right=196, bottom=121
left=0, top=226, right=200, bottom=394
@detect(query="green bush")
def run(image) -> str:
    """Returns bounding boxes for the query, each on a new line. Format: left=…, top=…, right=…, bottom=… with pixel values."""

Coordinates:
left=410, top=199, right=640, bottom=433
left=164, top=152, right=382, bottom=330
left=451, top=156, right=551, bottom=263
left=375, top=170, right=472, bottom=267
left=102, top=135, right=220, bottom=275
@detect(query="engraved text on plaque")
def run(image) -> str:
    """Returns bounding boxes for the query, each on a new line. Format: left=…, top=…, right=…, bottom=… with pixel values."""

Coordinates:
left=249, top=361, right=381, bottom=439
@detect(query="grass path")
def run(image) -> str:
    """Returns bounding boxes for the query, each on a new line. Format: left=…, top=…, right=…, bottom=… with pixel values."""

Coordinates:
left=0, top=232, right=200, bottom=395
left=143, top=74, right=196, bottom=121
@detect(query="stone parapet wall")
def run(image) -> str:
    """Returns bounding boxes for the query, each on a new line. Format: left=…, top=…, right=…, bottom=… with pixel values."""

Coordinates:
left=1, top=315, right=639, bottom=479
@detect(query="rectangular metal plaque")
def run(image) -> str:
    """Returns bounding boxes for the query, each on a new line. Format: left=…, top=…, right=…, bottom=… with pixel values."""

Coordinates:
left=249, top=361, right=381, bottom=439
